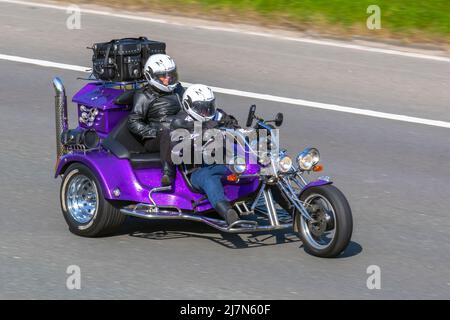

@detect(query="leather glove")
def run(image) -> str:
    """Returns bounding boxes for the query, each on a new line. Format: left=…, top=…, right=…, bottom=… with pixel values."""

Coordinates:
left=203, top=120, right=219, bottom=130
left=219, top=115, right=239, bottom=129
left=171, top=118, right=195, bottom=130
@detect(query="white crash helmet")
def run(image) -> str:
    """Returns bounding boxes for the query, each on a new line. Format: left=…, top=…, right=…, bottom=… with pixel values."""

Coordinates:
left=143, top=54, right=179, bottom=93
left=182, top=84, right=216, bottom=122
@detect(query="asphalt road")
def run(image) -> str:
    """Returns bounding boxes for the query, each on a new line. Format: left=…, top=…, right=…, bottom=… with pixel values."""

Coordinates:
left=1, top=1, right=450, bottom=299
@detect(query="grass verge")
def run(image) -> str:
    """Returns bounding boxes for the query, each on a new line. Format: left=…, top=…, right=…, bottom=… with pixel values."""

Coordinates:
left=68, top=0, right=450, bottom=45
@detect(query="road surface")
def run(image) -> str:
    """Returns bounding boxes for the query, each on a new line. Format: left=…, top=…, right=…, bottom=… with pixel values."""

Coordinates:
left=0, top=0, right=449, bottom=299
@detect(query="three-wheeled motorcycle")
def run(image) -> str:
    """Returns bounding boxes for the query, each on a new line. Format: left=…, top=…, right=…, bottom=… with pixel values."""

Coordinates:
left=52, top=77, right=353, bottom=258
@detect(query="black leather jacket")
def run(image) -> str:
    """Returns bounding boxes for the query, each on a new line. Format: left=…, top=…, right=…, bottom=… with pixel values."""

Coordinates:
left=170, top=108, right=239, bottom=131
left=128, top=83, right=185, bottom=140
left=169, top=109, right=240, bottom=167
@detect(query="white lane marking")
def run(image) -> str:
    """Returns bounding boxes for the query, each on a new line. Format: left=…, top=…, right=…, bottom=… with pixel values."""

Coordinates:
left=0, top=53, right=89, bottom=72
left=205, top=85, right=450, bottom=129
left=1, top=0, right=450, bottom=63
left=1, top=53, right=450, bottom=129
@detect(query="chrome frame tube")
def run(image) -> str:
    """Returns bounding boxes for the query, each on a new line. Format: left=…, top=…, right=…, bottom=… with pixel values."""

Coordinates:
left=120, top=204, right=291, bottom=234
left=250, top=181, right=266, bottom=210
left=291, top=173, right=308, bottom=189
left=148, top=185, right=172, bottom=207
left=263, top=188, right=280, bottom=226
left=234, top=201, right=253, bottom=215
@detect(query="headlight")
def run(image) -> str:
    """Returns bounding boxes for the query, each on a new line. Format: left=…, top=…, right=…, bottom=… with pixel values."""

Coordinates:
left=229, top=157, right=247, bottom=174
left=278, top=156, right=293, bottom=173
left=297, top=148, right=320, bottom=171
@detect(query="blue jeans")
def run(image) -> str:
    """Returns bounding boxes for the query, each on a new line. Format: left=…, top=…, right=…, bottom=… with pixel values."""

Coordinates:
left=190, top=165, right=230, bottom=208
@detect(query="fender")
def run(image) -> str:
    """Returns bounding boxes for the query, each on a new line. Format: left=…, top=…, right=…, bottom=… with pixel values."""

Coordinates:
left=299, top=178, right=333, bottom=197
left=292, top=178, right=333, bottom=232
left=54, top=150, right=208, bottom=209
left=54, top=151, right=149, bottom=201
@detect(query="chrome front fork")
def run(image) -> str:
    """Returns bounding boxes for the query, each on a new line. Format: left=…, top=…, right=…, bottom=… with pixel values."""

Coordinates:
left=277, top=176, right=314, bottom=221
left=250, top=182, right=281, bottom=227
left=263, top=188, right=280, bottom=226
left=249, top=173, right=315, bottom=229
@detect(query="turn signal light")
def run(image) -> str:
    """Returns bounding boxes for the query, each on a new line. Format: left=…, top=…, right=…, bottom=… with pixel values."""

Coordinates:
left=312, top=164, right=324, bottom=172
left=227, top=174, right=239, bottom=182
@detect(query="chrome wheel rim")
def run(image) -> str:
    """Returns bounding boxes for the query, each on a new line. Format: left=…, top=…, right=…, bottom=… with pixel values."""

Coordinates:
left=66, top=174, right=98, bottom=224
left=300, top=194, right=337, bottom=250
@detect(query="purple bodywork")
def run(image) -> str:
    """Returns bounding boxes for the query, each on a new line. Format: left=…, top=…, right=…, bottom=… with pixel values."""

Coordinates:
left=73, top=83, right=130, bottom=138
left=55, top=82, right=329, bottom=213
left=55, top=83, right=261, bottom=212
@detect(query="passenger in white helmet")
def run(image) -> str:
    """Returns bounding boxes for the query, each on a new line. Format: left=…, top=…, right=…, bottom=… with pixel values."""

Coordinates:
left=128, top=54, right=184, bottom=186
left=169, top=84, right=242, bottom=226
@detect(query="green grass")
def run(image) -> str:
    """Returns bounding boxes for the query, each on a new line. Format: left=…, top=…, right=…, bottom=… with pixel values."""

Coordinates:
left=77, top=0, right=450, bottom=41
left=190, top=0, right=450, bottom=35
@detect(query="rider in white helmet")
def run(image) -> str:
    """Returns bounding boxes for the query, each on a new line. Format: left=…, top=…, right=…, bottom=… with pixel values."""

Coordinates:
left=170, top=84, right=242, bottom=226
left=143, top=54, right=179, bottom=93
left=181, top=84, right=217, bottom=122
left=128, top=54, right=184, bottom=186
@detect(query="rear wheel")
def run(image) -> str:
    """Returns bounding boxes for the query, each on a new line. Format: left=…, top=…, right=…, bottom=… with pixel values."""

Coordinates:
left=60, top=163, right=125, bottom=237
left=295, top=185, right=353, bottom=258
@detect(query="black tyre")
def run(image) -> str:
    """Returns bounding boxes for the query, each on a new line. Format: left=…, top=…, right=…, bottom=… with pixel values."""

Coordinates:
left=295, top=185, right=353, bottom=258
left=60, top=163, right=125, bottom=237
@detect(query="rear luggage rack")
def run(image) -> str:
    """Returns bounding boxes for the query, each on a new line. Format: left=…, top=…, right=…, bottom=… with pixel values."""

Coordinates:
left=77, top=75, right=146, bottom=90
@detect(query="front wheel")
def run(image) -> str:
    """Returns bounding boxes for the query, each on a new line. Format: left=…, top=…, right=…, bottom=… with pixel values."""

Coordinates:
left=295, top=185, right=353, bottom=258
left=60, top=163, right=125, bottom=237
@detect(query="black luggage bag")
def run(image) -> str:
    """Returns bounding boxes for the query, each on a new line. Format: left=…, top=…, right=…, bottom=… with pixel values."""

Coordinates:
left=91, top=37, right=166, bottom=82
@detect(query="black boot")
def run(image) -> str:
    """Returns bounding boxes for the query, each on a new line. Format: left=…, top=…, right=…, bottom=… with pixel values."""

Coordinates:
left=215, top=201, right=240, bottom=226
left=161, top=162, right=175, bottom=187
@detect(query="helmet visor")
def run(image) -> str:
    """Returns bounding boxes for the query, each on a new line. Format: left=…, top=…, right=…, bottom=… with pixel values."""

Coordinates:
left=192, top=99, right=216, bottom=118
left=154, top=69, right=178, bottom=86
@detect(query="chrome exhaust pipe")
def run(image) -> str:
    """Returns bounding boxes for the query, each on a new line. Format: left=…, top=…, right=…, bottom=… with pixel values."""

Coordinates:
left=53, top=77, right=68, bottom=163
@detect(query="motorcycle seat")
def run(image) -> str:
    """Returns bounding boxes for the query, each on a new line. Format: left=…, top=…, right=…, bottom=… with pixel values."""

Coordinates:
left=129, top=152, right=161, bottom=165
left=102, top=118, right=161, bottom=166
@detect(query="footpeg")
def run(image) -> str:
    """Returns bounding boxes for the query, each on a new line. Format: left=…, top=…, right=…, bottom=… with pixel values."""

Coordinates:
left=233, top=201, right=253, bottom=216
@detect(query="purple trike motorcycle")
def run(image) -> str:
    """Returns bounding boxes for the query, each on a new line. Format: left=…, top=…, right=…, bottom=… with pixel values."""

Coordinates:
left=52, top=77, right=353, bottom=258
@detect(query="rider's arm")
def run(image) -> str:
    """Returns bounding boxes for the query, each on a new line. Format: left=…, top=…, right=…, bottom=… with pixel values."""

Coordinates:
left=170, top=111, right=195, bottom=131
left=171, top=115, right=219, bottom=131
left=127, top=91, right=158, bottom=140
left=215, top=108, right=240, bottom=128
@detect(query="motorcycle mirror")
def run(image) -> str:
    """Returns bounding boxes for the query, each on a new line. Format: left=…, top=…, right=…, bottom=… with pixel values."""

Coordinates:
left=275, top=112, right=284, bottom=127
left=246, top=104, right=257, bottom=127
